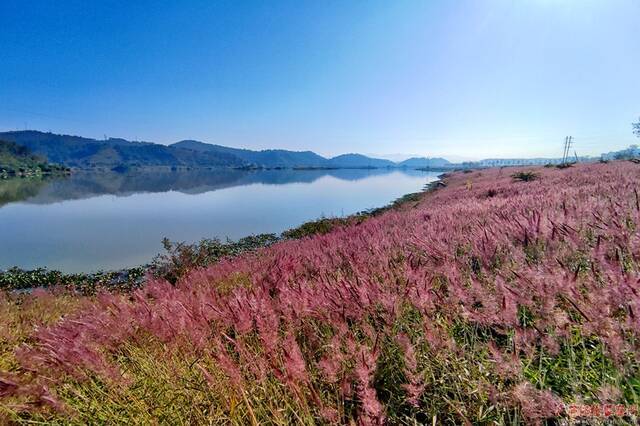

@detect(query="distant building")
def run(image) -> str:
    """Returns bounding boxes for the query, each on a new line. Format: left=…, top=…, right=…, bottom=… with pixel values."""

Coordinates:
left=601, top=145, right=640, bottom=161
left=460, top=156, right=599, bottom=168
left=480, top=158, right=562, bottom=167
left=462, top=158, right=563, bottom=168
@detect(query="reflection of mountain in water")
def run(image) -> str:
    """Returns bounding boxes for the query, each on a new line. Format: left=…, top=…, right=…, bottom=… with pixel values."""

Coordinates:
left=0, top=178, right=49, bottom=206
left=0, top=168, right=426, bottom=206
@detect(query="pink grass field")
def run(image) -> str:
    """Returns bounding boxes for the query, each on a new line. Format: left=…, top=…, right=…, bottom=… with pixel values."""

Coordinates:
left=2, top=162, right=640, bottom=424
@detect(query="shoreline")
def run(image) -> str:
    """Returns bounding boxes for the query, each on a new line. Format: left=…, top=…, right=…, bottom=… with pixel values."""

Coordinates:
left=0, top=174, right=447, bottom=293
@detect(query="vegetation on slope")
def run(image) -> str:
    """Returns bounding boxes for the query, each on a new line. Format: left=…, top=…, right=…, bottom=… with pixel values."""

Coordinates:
left=172, top=140, right=331, bottom=169
left=0, top=140, right=69, bottom=179
left=172, top=140, right=399, bottom=169
left=1, top=162, right=640, bottom=424
left=0, top=131, right=402, bottom=170
left=0, top=131, right=247, bottom=169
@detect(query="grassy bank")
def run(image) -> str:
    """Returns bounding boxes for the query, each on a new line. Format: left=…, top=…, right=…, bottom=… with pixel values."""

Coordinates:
left=1, top=162, right=640, bottom=424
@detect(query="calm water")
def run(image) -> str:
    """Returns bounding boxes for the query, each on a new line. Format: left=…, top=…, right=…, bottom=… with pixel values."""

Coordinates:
left=0, top=169, right=438, bottom=272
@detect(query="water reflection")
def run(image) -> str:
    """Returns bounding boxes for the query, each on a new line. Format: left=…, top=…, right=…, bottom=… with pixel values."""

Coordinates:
left=0, top=168, right=412, bottom=206
left=0, top=168, right=437, bottom=272
left=0, top=178, right=49, bottom=206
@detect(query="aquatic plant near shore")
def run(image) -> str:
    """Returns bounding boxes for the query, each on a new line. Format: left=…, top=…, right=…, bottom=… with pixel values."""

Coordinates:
left=151, top=233, right=280, bottom=284
left=0, top=267, right=146, bottom=293
left=1, top=162, right=640, bottom=423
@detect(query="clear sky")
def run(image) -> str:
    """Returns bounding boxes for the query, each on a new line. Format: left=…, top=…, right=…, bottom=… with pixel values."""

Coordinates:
left=1, top=0, right=638, bottom=160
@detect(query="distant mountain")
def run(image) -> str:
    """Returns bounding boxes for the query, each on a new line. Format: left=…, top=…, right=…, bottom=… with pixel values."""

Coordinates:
left=328, top=154, right=395, bottom=168
left=398, top=157, right=451, bottom=168
left=172, top=140, right=396, bottom=168
left=0, top=131, right=247, bottom=169
left=0, top=130, right=451, bottom=170
left=171, top=140, right=328, bottom=168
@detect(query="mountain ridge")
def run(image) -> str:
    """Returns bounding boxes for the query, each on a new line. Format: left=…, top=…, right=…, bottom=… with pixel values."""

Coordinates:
left=0, top=131, right=436, bottom=170
left=0, top=131, right=247, bottom=169
left=171, top=139, right=329, bottom=168
left=397, top=157, right=452, bottom=168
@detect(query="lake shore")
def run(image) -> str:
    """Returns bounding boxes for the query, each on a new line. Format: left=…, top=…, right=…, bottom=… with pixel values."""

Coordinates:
left=0, top=176, right=446, bottom=293
left=0, top=168, right=438, bottom=271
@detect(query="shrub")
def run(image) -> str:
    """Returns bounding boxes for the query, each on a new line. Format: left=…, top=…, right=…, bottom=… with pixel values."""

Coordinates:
left=511, top=171, right=539, bottom=182
left=556, top=163, right=574, bottom=169
left=151, top=234, right=279, bottom=284
left=281, top=217, right=350, bottom=239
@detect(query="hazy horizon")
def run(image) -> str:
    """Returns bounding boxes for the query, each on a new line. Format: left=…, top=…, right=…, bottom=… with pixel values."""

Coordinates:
left=1, top=1, right=639, bottom=160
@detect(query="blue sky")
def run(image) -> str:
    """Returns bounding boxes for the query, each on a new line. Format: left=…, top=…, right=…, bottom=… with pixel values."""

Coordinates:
left=1, top=0, right=638, bottom=160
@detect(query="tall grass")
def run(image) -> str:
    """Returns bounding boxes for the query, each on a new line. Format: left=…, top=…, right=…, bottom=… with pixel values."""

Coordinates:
left=1, top=162, right=640, bottom=424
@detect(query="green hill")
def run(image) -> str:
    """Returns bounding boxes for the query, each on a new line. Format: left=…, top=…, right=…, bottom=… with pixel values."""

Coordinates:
left=0, top=131, right=248, bottom=169
left=172, top=140, right=395, bottom=168
left=172, top=139, right=332, bottom=168
left=1, top=130, right=446, bottom=170
left=397, top=156, right=451, bottom=168
left=327, top=153, right=395, bottom=168
left=0, top=140, right=69, bottom=178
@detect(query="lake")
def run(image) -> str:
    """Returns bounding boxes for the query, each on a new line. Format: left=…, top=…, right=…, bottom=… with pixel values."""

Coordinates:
left=0, top=168, right=439, bottom=272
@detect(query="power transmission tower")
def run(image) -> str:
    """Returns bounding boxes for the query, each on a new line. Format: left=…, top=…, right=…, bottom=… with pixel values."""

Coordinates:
left=562, top=136, right=573, bottom=165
